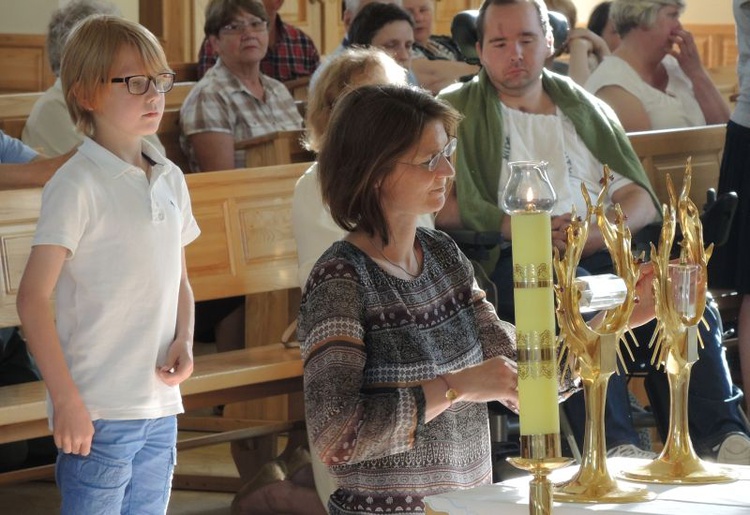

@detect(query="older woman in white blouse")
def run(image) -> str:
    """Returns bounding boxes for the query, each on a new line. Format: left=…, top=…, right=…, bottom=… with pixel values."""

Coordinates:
left=585, top=0, right=729, bottom=132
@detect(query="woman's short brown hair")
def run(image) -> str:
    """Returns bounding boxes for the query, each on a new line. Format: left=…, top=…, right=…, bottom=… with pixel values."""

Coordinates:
left=60, top=15, right=170, bottom=137
left=204, top=0, right=268, bottom=37
left=318, top=84, right=461, bottom=244
left=305, top=48, right=407, bottom=153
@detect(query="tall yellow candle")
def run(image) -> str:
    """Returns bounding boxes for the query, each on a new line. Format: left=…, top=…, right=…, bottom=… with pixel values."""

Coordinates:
left=511, top=211, right=559, bottom=436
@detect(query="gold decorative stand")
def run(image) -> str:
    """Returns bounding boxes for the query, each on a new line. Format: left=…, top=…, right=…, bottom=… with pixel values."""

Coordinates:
left=620, top=166, right=736, bottom=484
left=508, top=435, right=573, bottom=515
left=552, top=172, right=654, bottom=503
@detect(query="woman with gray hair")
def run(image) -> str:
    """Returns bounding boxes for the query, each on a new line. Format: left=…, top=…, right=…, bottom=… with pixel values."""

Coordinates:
left=584, top=0, right=729, bottom=132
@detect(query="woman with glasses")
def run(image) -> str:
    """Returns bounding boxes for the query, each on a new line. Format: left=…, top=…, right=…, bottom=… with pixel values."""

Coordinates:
left=345, top=3, right=422, bottom=88
left=179, top=1, right=303, bottom=443
left=297, top=84, right=520, bottom=514
left=180, top=0, right=302, bottom=172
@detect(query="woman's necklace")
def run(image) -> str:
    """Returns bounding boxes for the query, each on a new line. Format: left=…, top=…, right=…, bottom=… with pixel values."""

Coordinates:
left=368, top=238, right=420, bottom=279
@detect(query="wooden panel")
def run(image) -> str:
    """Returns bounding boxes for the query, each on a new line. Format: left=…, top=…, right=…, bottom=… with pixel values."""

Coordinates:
left=0, top=35, right=53, bottom=93
left=0, top=188, right=43, bottom=328
left=320, top=0, right=347, bottom=55
left=434, top=0, right=479, bottom=37
left=685, top=24, right=737, bottom=69
left=0, top=92, right=43, bottom=119
left=183, top=162, right=310, bottom=301
left=628, top=124, right=726, bottom=208
left=236, top=130, right=314, bottom=168
left=140, top=0, right=194, bottom=63
left=279, top=0, right=324, bottom=55
left=0, top=118, right=27, bottom=140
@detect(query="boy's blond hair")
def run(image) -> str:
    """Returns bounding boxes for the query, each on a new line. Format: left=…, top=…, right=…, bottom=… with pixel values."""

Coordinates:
left=61, top=15, right=170, bottom=136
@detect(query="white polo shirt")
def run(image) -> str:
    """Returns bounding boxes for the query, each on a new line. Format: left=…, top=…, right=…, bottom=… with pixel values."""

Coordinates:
left=34, top=137, right=200, bottom=422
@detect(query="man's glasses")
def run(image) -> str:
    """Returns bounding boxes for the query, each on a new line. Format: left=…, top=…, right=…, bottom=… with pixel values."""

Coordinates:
left=403, top=137, right=458, bottom=172
left=219, top=19, right=268, bottom=35
left=110, top=73, right=175, bottom=95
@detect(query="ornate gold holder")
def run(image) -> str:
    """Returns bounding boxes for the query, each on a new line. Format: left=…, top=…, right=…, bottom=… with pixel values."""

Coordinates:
left=553, top=335, right=655, bottom=503
left=620, top=328, right=736, bottom=484
left=553, top=171, right=653, bottom=503
left=508, top=434, right=574, bottom=515
left=620, top=165, right=736, bottom=485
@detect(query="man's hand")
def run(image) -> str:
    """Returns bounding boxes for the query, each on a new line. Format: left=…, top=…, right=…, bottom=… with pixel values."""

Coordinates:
left=551, top=213, right=573, bottom=254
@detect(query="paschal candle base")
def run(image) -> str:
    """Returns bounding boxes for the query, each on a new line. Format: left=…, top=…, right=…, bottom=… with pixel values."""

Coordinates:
left=508, top=434, right=574, bottom=515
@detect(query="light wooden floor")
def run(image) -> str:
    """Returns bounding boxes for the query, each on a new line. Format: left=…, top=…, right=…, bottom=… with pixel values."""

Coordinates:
left=0, top=441, right=239, bottom=514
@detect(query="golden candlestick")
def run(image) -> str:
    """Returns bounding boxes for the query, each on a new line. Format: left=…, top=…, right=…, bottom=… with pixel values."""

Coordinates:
left=503, top=161, right=574, bottom=515
left=620, top=162, right=736, bottom=484
left=552, top=169, right=653, bottom=503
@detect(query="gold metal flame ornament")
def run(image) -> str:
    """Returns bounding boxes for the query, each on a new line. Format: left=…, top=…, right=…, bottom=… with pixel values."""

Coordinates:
left=619, top=161, right=736, bottom=484
left=552, top=168, right=654, bottom=503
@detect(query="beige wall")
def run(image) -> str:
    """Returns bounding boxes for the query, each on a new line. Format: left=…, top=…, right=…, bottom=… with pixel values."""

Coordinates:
left=575, top=0, right=733, bottom=26
left=0, top=0, right=139, bottom=34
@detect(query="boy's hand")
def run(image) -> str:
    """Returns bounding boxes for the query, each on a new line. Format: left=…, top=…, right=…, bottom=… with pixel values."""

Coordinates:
left=53, top=395, right=94, bottom=456
left=158, top=339, right=194, bottom=386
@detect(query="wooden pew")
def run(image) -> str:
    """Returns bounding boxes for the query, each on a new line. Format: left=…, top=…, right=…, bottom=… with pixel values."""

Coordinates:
left=284, top=76, right=310, bottom=102
left=235, top=129, right=315, bottom=168
left=0, top=162, right=311, bottom=489
left=628, top=124, right=726, bottom=208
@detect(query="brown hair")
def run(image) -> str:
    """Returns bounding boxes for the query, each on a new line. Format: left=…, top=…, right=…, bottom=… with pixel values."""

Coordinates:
left=318, top=84, right=461, bottom=244
left=60, top=15, right=170, bottom=136
left=204, top=0, right=268, bottom=37
left=305, top=48, right=407, bottom=153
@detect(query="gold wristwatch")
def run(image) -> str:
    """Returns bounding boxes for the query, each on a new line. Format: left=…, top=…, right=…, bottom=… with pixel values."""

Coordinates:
left=437, top=374, right=458, bottom=406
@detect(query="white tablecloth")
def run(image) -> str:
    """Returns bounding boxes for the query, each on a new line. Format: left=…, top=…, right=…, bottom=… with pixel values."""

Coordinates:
left=424, top=458, right=750, bottom=514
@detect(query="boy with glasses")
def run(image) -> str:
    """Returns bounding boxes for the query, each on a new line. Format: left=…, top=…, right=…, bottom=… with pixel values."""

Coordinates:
left=17, top=15, right=200, bottom=514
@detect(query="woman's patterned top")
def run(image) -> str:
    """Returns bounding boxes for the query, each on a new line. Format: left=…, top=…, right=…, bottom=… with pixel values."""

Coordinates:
left=298, top=228, right=516, bottom=514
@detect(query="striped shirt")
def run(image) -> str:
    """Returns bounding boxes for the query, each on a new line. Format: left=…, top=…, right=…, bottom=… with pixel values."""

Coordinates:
left=179, top=59, right=303, bottom=171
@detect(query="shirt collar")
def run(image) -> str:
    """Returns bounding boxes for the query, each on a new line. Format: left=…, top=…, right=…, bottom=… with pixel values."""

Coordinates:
left=77, top=137, right=172, bottom=181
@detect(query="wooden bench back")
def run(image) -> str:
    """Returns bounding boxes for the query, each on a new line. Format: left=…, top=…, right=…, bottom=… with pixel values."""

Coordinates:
left=235, top=129, right=315, bottom=168
left=185, top=162, right=308, bottom=300
left=628, top=124, right=726, bottom=208
left=0, top=162, right=311, bottom=328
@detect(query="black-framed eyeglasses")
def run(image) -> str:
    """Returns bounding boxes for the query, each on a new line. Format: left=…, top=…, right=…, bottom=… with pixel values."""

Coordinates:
left=110, top=73, right=176, bottom=95
left=401, top=137, right=458, bottom=172
left=219, top=19, right=268, bottom=35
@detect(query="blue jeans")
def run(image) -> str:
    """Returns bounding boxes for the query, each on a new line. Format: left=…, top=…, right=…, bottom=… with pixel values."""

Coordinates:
left=56, top=416, right=177, bottom=515
left=491, top=250, right=749, bottom=453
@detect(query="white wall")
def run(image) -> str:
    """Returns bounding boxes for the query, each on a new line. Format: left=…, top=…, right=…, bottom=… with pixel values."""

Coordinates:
left=574, top=0, right=733, bottom=26
left=0, top=0, right=139, bottom=34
